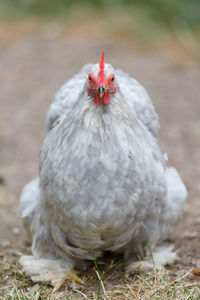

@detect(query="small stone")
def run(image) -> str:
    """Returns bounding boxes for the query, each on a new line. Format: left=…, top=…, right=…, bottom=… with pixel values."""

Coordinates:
left=192, top=268, right=200, bottom=276
left=13, top=227, right=20, bottom=235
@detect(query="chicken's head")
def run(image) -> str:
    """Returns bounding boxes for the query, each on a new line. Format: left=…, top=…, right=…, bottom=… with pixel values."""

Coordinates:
left=86, top=51, right=118, bottom=105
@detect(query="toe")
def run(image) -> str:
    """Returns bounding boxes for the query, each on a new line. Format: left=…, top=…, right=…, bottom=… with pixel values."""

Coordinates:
left=53, top=269, right=83, bottom=291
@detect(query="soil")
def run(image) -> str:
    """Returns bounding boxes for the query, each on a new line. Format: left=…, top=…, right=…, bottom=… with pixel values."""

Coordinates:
left=0, top=29, right=200, bottom=291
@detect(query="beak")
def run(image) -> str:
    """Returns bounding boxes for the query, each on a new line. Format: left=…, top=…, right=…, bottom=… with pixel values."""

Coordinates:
left=98, top=85, right=105, bottom=98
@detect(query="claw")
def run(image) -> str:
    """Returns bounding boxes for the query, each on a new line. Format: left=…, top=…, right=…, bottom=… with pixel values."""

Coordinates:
left=53, top=269, right=83, bottom=291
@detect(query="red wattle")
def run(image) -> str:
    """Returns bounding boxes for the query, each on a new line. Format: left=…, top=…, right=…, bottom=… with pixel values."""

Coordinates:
left=103, top=93, right=110, bottom=104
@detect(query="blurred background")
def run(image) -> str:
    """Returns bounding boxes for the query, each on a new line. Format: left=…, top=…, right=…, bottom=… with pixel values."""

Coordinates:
left=0, top=0, right=200, bottom=285
left=1, top=0, right=200, bottom=60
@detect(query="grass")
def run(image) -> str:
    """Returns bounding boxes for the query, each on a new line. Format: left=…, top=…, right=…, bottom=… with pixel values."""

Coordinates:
left=1, top=268, right=200, bottom=299
left=91, top=251, right=105, bottom=299
left=1, top=249, right=200, bottom=299
left=0, top=0, right=200, bottom=35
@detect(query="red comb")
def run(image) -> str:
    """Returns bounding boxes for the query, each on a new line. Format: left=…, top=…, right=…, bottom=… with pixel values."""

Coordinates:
left=99, top=51, right=105, bottom=84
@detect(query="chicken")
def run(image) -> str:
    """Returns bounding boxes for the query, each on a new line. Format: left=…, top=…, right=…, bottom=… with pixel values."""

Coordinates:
left=19, top=52, right=187, bottom=287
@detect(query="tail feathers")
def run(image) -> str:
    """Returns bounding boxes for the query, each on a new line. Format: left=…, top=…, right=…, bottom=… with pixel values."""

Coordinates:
left=163, top=167, right=187, bottom=239
left=166, top=167, right=187, bottom=219
left=20, top=177, right=40, bottom=233
left=166, top=167, right=187, bottom=213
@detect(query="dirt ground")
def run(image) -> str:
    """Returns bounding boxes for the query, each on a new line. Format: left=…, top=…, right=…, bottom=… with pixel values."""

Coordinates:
left=0, top=30, right=200, bottom=296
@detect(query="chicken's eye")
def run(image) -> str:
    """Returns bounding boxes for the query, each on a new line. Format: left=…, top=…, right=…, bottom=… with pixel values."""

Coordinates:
left=88, top=75, right=93, bottom=82
left=111, top=76, right=115, bottom=82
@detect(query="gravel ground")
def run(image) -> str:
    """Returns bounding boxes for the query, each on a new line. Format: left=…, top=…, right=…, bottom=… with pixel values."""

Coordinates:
left=0, top=35, right=200, bottom=292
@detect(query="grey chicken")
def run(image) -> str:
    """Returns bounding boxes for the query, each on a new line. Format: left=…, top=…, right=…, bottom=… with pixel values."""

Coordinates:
left=20, top=52, right=187, bottom=287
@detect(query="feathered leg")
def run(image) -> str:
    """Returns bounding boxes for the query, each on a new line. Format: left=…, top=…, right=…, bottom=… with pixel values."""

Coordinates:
left=125, top=167, right=187, bottom=274
left=19, top=255, right=79, bottom=288
left=19, top=178, right=83, bottom=288
left=125, top=244, right=178, bottom=275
